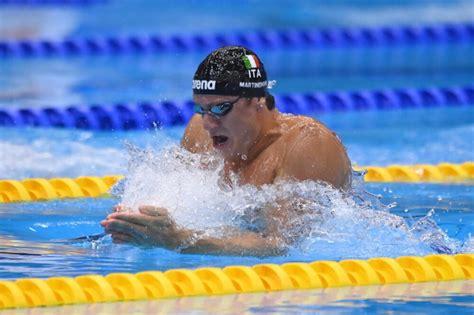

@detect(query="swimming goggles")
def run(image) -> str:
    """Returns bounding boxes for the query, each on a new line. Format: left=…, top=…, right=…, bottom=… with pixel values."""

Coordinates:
left=194, top=96, right=242, bottom=118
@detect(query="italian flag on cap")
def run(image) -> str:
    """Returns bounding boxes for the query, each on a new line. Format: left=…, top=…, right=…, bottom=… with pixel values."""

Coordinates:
left=242, top=54, right=261, bottom=69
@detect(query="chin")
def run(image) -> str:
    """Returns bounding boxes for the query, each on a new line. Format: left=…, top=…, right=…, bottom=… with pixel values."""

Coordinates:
left=219, top=148, right=241, bottom=161
left=212, top=139, right=246, bottom=161
left=218, top=149, right=236, bottom=160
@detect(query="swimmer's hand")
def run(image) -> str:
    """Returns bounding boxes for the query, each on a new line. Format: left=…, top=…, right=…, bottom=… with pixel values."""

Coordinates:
left=101, top=205, right=192, bottom=249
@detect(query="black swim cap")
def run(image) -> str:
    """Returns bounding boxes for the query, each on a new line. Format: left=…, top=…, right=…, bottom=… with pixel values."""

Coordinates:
left=192, top=46, right=269, bottom=97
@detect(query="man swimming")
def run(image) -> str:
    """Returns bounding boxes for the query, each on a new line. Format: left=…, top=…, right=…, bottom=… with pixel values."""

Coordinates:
left=101, top=46, right=351, bottom=256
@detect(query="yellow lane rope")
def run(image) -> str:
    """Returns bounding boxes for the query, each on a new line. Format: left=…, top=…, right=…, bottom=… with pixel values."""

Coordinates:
left=0, top=254, right=472, bottom=310
left=354, top=162, right=473, bottom=183
left=0, top=162, right=472, bottom=203
left=0, top=175, right=123, bottom=203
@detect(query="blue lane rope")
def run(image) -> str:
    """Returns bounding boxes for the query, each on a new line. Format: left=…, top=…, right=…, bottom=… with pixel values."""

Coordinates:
left=0, top=0, right=106, bottom=5
left=0, top=85, right=472, bottom=131
left=0, top=23, right=473, bottom=58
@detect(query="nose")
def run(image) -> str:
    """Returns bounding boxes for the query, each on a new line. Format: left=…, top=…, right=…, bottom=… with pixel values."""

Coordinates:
left=202, top=113, right=220, bottom=130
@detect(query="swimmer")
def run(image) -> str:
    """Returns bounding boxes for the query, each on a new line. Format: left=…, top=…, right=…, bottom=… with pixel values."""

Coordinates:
left=101, top=46, right=351, bottom=256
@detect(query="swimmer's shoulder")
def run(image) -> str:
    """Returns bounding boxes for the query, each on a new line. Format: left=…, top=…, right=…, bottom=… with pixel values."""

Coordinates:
left=181, top=114, right=212, bottom=153
left=278, top=114, right=336, bottom=143
left=280, top=114, right=348, bottom=160
left=276, top=114, right=351, bottom=188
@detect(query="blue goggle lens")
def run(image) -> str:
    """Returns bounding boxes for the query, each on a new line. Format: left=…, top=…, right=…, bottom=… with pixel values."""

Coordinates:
left=194, top=101, right=234, bottom=117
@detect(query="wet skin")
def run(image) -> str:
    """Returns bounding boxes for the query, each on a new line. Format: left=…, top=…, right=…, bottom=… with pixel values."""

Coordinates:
left=101, top=95, right=351, bottom=256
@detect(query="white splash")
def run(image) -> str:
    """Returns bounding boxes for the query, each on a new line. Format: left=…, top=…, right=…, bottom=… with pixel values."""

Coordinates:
left=118, top=144, right=234, bottom=231
left=116, top=144, right=463, bottom=258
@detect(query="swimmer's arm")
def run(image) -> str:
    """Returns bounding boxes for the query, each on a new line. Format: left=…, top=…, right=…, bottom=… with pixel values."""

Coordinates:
left=180, top=230, right=285, bottom=257
left=277, top=129, right=351, bottom=189
left=182, top=200, right=294, bottom=257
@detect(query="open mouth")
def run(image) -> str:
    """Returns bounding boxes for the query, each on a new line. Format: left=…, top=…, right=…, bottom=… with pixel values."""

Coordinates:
left=212, top=135, right=229, bottom=147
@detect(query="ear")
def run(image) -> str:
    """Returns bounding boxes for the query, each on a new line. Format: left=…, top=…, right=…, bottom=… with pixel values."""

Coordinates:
left=256, top=97, right=265, bottom=112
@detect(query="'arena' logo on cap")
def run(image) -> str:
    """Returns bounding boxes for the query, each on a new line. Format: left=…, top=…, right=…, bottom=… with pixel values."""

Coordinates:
left=192, top=80, right=216, bottom=90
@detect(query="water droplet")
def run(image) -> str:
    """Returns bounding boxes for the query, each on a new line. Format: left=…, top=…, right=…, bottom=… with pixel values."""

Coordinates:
left=241, top=154, right=247, bottom=160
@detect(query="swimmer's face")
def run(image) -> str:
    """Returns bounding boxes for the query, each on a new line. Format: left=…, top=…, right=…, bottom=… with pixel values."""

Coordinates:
left=193, top=94, right=262, bottom=160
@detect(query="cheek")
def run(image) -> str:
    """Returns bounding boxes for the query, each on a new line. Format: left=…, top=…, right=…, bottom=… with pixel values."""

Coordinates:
left=235, top=121, right=259, bottom=144
left=223, top=106, right=259, bottom=140
left=227, top=116, right=252, bottom=137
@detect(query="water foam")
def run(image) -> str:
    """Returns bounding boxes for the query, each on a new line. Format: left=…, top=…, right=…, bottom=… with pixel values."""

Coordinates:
left=114, top=144, right=464, bottom=258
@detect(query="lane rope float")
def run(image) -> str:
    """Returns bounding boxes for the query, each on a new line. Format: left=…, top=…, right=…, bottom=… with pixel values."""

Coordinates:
left=0, top=175, right=122, bottom=203
left=0, top=85, right=472, bottom=130
left=0, top=253, right=472, bottom=310
left=353, top=162, right=474, bottom=183
left=1, top=23, right=472, bottom=58
left=0, top=162, right=472, bottom=203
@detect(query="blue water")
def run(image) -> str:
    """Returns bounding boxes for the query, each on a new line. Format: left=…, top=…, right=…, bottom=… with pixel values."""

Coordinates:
left=1, top=45, right=473, bottom=108
left=0, top=0, right=473, bottom=312
left=1, top=1, right=473, bottom=107
left=0, top=183, right=472, bottom=280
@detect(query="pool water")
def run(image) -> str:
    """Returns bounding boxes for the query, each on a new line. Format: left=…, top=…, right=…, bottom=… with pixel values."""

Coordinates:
left=0, top=0, right=473, bottom=312
left=0, top=182, right=472, bottom=280
left=1, top=44, right=473, bottom=108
